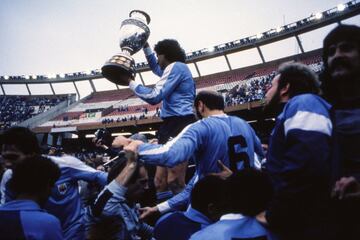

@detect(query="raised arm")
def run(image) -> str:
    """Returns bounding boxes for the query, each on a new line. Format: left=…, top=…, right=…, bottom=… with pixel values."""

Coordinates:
left=143, top=42, right=163, bottom=77
left=129, top=63, right=183, bottom=105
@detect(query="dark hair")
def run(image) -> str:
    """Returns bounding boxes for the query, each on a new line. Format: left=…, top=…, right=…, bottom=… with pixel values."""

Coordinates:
left=321, top=24, right=360, bottom=103
left=322, top=24, right=360, bottom=69
left=0, top=127, right=41, bottom=155
left=277, top=62, right=320, bottom=98
left=191, top=175, right=226, bottom=215
left=9, top=156, right=60, bottom=196
left=106, top=152, right=141, bottom=184
left=195, top=91, right=225, bottom=111
left=225, top=168, right=273, bottom=216
left=154, top=39, right=186, bottom=63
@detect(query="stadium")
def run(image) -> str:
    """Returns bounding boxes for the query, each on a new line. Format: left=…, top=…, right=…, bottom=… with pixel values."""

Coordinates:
left=0, top=1, right=359, bottom=151
left=0, top=0, right=360, bottom=240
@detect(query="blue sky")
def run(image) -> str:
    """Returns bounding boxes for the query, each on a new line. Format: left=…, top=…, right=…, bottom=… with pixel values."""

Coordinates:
left=1, top=0, right=356, bottom=77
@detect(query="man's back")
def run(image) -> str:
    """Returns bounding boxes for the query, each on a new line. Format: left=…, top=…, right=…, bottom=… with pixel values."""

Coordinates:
left=138, top=114, right=262, bottom=176
left=45, top=155, right=107, bottom=239
left=0, top=200, right=63, bottom=240
left=190, top=214, right=269, bottom=240
left=154, top=207, right=212, bottom=240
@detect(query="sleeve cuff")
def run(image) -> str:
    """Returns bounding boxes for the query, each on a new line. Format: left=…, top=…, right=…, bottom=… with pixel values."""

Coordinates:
left=157, top=201, right=171, bottom=213
left=107, top=180, right=127, bottom=197
left=143, top=47, right=153, bottom=57
left=129, top=80, right=141, bottom=91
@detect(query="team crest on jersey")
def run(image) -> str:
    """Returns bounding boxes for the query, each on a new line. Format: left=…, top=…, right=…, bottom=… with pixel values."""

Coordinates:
left=57, top=182, right=68, bottom=195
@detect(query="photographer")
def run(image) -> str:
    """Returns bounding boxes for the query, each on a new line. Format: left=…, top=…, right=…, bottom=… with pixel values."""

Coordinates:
left=85, top=151, right=154, bottom=240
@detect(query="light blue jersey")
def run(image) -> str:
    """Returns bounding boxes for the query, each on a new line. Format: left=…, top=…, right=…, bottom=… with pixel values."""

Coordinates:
left=0, top=200, right=63, bottom=240
left=190, top=214, right=270, bottom=240
left=129, top=47, right=195, bottom=118
left=84, top=180, right=153, bottom=240
left=137, top=114, right=263, bottom=212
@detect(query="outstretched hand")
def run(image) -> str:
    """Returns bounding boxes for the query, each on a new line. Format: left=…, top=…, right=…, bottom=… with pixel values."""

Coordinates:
left=208, top=160, right=233, bottom=179
left=256, top=211, right=268, bottom=225
left=123, top=140, right=144, bottom=154
left=139, top=206, right=159, bottom=220
left=332, top=176, right=360, bottom=200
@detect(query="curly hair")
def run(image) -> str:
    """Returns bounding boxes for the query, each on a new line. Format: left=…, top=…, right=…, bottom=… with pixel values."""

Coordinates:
left=154, top=39, right=186, bottom=63
left=321, top=24, right=360, bottom=103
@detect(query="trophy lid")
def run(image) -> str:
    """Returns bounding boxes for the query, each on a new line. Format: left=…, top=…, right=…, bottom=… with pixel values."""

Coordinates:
left=129, top=10, right=151, bottom=24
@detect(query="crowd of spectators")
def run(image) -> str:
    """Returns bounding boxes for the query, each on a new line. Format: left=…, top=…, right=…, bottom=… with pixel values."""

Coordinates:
left=101, top=114, right=148, bottom=124
left=118, top=105, right=129, bottom=112
left=224, top=73, right=275, bottom=106
left=0, top=95, right=66, bottom=130
left=101, top=107, right=154, bottom=124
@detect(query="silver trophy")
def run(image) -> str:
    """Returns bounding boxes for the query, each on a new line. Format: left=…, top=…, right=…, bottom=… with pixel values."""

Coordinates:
left=102, top=10, right=151, bottom=85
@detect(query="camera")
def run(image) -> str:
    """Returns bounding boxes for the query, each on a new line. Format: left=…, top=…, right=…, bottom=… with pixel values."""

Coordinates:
left=94, top=128, right=112, bottom=146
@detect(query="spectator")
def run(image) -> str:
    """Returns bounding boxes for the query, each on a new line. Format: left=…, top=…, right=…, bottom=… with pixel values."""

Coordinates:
left=260, top=63, right=334, bottom=240
left=190, top=169, right=273, bottom=240
left=321, top=24, right=360, bottom=240
left=154, top=176, right=225, bottom=240
left=321, top=24, right=360, bottom=181
left=0, top=156, right=63, bottom=240
left=128, top=39, right=196, bottom=200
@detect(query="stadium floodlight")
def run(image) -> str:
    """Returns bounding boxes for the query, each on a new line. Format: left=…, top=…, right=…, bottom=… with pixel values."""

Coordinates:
left=47, top=73, right=57, bottom=79
left=4, top=75, right=9, bottom=80
left=24, top=75, right=30, bottom=80
left=59, top=73, right=65, bottom=78
left=84, top=70, right=92, bottom=75
left=276, top=26, right=283, bottom=33
left=256, top=33, right=263, bottom=39
left=31, top=75, right=37, bottom=79
left=85, top=134, right=96, bottom=138
left=315, top=12, right=323, bottom=20
left=71, top=134, right=79, bottom=139
left=139, top=130, right=156, bottom=135
left=337, top=3, right=346, bottom=11
left=111, top=132, right=132, bottom=136
left=205, top=46, right=215, bottom=52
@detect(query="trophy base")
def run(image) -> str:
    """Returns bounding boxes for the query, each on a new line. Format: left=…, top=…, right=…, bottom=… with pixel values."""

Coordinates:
left=101, top=54, right=136, bottom=86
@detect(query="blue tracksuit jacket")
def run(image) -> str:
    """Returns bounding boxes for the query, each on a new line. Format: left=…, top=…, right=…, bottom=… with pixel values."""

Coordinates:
left=264, top=94, right=332, bottom=234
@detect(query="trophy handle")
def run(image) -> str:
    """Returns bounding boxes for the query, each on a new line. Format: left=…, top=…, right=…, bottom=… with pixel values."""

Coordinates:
left=130, top=10, right=151, bottom=24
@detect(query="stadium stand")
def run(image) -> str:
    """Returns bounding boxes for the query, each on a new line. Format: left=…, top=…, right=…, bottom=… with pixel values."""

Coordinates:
left=33, top=49, right=322, bottom=130
left=0, top=95, right=67, bottom=130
